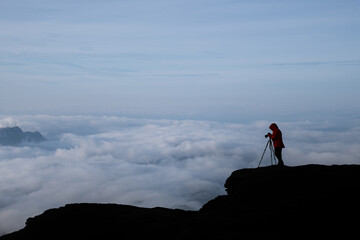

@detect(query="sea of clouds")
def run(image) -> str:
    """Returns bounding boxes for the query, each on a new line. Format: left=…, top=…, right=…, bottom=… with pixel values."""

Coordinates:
left=1, top=115, right=360, bottom=234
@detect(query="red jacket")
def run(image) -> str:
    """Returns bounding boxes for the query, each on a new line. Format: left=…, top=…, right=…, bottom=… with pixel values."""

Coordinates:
left=268, top=123, right=285, bottom=148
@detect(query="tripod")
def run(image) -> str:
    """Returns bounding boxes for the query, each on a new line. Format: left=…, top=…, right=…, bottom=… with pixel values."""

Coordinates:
left=258, top=138, right=277, bottom=168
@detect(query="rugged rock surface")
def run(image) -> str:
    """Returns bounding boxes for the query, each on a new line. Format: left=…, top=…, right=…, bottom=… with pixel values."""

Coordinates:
left=2, top=164, right=360, bottom=239
left=201, top=164, right=360, bottom=236
left=0, top=127, right=46, bottom=146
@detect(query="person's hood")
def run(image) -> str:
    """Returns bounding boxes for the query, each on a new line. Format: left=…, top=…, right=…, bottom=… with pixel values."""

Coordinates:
left=269, top=123, right=278, bottom=131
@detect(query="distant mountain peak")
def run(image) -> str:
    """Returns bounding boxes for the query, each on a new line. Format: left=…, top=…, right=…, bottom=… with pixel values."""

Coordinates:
left=0, top=126, right=46, bottom=146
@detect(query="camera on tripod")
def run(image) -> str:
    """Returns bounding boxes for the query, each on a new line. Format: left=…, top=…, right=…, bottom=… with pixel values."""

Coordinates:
left=265, top=133, right=269, bottom=138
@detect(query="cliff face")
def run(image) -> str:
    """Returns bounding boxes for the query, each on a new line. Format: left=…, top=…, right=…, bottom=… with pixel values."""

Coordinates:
left=2, top=165, right=360, bottom=239
left=201, top=164, right=360, bottom=235
left=205, top=164, right=360, bottom=211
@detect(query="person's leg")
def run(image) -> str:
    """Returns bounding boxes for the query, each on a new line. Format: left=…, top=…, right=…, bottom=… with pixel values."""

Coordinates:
left=275, top=147, right=284, bottom=166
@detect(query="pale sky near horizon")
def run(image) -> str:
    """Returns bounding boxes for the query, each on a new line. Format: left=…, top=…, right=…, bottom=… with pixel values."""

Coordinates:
left=0, top=0, right=359, bottom=122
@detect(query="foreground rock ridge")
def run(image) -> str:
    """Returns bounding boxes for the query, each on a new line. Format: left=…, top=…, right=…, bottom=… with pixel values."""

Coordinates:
left=2, top=164, right=360, bottom=239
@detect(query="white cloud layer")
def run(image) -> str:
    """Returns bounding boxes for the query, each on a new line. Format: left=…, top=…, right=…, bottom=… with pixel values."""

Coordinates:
left=0, top=115, right=360, bottom=234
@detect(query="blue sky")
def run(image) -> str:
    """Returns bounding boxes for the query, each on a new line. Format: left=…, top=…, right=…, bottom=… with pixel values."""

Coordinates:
left=0, top=0, right=359, bottom=122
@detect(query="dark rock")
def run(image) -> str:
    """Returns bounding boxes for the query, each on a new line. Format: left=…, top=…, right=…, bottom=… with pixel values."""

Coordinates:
left=2, top=164, right=360, bottom=239
left=202, top=164, right=360, bottom=236
left=224, top=164, right=360, bottom=209
left=1, top=204, right=197, bottom=240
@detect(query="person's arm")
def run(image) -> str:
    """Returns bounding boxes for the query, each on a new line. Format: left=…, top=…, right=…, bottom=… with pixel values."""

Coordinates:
left=267, top=131, right=277, bottom=140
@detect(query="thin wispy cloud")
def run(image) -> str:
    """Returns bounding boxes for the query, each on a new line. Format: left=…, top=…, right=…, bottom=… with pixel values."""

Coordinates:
left=265, top=60, right=360, bottom=67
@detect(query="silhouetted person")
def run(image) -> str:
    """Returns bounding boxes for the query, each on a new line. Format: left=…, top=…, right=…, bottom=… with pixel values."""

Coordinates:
left=267, top=123, right=285, bottom=166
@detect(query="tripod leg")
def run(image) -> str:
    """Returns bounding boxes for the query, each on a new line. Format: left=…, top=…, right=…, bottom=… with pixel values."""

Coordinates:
left=269, top=140, right=274, bottom=165
left=270, top=140, right=278, bottom=165
left=258, top=140, right=270, bottom=168
left=270, top=141, right=273, bottom=165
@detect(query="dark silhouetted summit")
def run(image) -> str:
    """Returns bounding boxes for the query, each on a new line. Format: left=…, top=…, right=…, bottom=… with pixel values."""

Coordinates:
left=2, top=164, right=360, bottom=239
left=0, top=126, right=46, bottom=146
